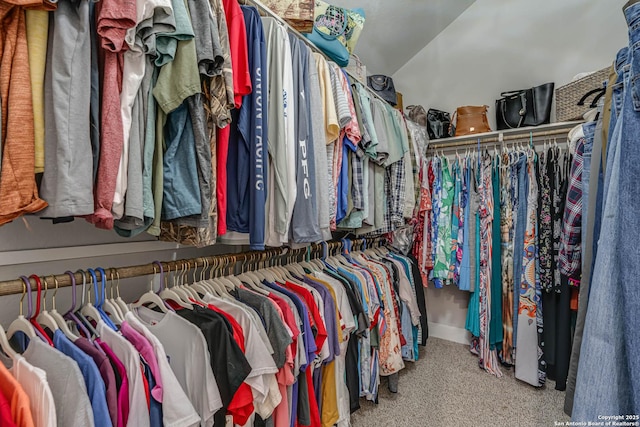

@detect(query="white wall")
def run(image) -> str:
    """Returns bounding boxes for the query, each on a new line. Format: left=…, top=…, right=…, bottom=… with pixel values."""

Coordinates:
left=393, top=0, right=627, bottom=338
left=394, top=0, right=628, bottom=130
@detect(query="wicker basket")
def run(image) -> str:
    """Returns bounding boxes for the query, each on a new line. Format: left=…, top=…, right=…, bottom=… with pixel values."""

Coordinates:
left=345, top=54, right=366, bottom=84
left=556, top=67, right=609, bottom=122
left=261, top=0, right=314, bottom=33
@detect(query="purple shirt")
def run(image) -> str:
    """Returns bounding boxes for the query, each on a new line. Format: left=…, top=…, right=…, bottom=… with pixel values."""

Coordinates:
left=304, top=277, right=340, bottom=361
left=75, top=337, right=118, bottom=427
left=97, top=339, right=129, bottom=427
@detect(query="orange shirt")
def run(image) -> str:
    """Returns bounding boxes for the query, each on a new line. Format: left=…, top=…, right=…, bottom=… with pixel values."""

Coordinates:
left=0, top=3, right=47, bottom=225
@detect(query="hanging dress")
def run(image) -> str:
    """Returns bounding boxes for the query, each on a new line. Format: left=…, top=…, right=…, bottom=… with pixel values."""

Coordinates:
left=465, top=159, right=481, bottom=340
left=490, top=156, right=503, bottom=352
left=433, top=157, right=453, bottom=287
left=515, top=151, right=544, bottom=387
left=478, top=154, right=502, bottom=377
left=449, top=158, right=462, bottom=284
left=500, top=150, right=515, bottom=365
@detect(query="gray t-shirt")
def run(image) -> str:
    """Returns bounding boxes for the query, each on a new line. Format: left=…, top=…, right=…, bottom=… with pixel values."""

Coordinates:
left=235, top=287, right=293, bottom=369
left=23, top=338, right=95, bottom=427
left=307, top=51, right=331, bottom=238
left=262, top=18, right=289, bottom=239
left=288, top=35, right=321, bottom=243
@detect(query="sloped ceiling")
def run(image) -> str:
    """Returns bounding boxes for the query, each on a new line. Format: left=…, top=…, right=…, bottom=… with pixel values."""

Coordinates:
left=333, top=0, right=476, bottom=76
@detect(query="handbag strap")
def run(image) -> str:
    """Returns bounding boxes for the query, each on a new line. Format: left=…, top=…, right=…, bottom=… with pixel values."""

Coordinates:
left=577, top=87, right=606, bottom=108
left=500, top=92, right=526, bottom=129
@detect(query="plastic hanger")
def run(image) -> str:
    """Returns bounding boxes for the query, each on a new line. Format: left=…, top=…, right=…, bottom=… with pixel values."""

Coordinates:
left=131, top=263, right=172, bottom=313
left=111, top=270, right=130, bottom=315
left=167, top=263, right=197, bottom=306
left=180, top=261, right=205, bottom=305
left=7, top=277, right=38, bottom=341
left=46, top=276, right=79, bottom=341
left=35, top=276, right=60, bottom=334
left=87, top=269, right=117, bottom=330
left=192, top=259, right=215, bottom=299
left=72, top=270, right=100, bottom=338
left=81, top=270, right=111, bottom=330
left=180, top=262, right=202, bottom=301
left=28, top=275, right=55, bottom=345
left=0, top=323, right=18, bottom=359
left=105, top=270, right=125, bottom=322
left=95, top=268, right=123, bottom=326
left=65, top=271, right=95, bottom=339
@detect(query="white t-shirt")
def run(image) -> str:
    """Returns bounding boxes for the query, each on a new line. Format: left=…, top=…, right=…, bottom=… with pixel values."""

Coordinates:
left=5, top=354, right=57, bottom=427
left=203, top=294, right=281, bottom=418
left=132, top=308, right=222, bottom=427
left=97, top=320, right=150, bottom=427
left=124, top=312, right=201, bottom=427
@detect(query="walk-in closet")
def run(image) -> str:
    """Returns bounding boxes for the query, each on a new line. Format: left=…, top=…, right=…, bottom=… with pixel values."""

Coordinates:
left=0, top=0, right=636, bottom=426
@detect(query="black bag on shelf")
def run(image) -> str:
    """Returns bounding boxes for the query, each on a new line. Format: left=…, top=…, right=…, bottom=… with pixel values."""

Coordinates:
left=367, top=75, right=397, bottom=106
left=426, top=108, right=454, bottom=139
left=496, top=82, right=554, bottom=130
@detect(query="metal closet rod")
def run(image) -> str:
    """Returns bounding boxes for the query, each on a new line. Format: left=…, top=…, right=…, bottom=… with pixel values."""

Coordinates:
left=428, top=123, right=579, bottom=151
left=0, top=237, right=386, bottom=297
left=240, top=0, right=394, bottom=107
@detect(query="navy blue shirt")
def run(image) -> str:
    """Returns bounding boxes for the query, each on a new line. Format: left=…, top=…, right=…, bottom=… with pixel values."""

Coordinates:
left=227, top=6, right=268, bottom=250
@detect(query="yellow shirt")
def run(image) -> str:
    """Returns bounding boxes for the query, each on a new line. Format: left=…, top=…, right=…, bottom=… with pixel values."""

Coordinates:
left=25, top=10, right=48, bottom=174
left=313, top=53, right=339, bottom=144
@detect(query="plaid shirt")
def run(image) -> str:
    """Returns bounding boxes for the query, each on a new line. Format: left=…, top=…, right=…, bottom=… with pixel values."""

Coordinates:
left=559, top=138, right=585, bottom=278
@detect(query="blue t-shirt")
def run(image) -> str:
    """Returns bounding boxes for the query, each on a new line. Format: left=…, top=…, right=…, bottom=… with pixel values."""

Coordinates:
left=53, top=330, right=113, bottom=427
left=162, top=101, right=202, bottom=220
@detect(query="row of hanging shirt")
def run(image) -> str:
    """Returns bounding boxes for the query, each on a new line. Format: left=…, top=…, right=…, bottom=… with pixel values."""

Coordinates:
left=0, top=244, right=427, bottom=427
left=412, top=132, right=580, bottom=387
left=0, top=0, right=423, bottom=250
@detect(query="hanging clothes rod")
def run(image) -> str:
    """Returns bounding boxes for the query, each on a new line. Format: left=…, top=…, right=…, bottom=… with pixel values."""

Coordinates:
left=428, top=121, right=582, bottom=151
left=240, top=0, right=394, bottom=107
left=0, top=237, right=386, bottom=297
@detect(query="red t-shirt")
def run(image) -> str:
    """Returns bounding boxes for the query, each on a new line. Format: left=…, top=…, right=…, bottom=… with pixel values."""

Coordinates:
left=222, top=0, right=251, bottom=108
left=217, top=0, right=252, bottom=236
left=284, top=281, right=327, bottom=354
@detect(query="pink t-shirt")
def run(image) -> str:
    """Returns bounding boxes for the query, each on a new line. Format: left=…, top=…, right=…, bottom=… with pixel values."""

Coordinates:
left=120, top=321, right=163, bottom=402
left=97, top=339, right=130, bottom=427
left=87, top=0, right=136, bottom=229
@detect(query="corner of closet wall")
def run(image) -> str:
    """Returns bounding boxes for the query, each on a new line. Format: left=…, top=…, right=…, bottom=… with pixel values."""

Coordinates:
left=390, top=0, right=627, bottom=344
left=392, top=0, right=627, bottom=130
left=0, top=218, right=246, bottom=328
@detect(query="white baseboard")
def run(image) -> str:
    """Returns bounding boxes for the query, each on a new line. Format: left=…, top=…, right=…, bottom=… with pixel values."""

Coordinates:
left=428, top=322, right=471, bottom=345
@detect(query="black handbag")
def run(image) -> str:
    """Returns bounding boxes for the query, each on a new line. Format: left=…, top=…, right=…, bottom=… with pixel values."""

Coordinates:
left=367, top=75, right=397, bottom=106
left=426, top=108, right=454, bottom=140
left=496, top=82, right=554, bottom=130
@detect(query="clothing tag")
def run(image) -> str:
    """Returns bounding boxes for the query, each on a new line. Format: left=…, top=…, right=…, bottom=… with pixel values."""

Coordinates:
left=225, top=415, right=234, bottom=427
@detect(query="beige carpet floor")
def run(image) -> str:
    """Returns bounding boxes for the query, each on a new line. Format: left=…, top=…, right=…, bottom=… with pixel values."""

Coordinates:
left=350, top=337, right=570, bottom=427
